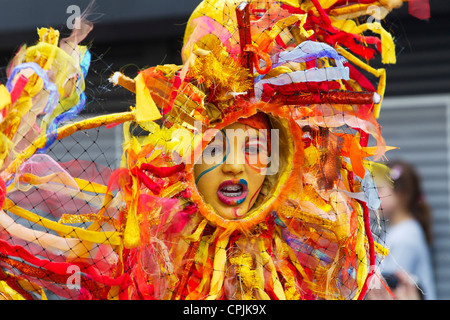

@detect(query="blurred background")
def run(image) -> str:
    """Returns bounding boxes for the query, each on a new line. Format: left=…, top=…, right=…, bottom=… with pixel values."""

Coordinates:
left=0, top=0, right=449, bottom=299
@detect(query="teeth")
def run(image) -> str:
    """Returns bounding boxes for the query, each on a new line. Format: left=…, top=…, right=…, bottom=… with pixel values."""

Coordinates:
left=219, top=183, right=245, bottom=198
left=222, top=191, right=243, bottom=197
left=223, top=185, right=241, bottom=192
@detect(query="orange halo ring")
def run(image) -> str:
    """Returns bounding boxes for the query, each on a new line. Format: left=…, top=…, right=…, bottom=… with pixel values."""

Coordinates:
left=184, top=101, right=304, bottom=233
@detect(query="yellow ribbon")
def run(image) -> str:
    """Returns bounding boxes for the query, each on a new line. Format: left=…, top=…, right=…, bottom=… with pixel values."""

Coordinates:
left=352, top=201, right=368, bottom=299
left=123, top=175, right=141, bottom=249
left=0, top=85, right=11, bottom=110
left=206, top=229, right=230, bottom=300
left=4, top=111, right=135, bottom=180
left=336, top=46, right=386, bottom=118
left=260, top=237, right=286, bottom=300
left=183, top=219, right=208, bottom=242
left=332, top=19, right=396, bottom=65
left=3, top=198, right=122, bottom=246
left=134, top=72, right=162, bottom=123
left=0, top=281, right=25, bottom=300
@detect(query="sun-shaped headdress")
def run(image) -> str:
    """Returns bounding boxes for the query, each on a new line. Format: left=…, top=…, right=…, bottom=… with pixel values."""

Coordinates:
left=107, top=0, right=402, bottom=300
left=0, top=0, right=428, bottom=300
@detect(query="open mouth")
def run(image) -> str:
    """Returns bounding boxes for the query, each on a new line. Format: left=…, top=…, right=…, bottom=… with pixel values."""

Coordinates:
left=217, top=179, right=248, bottom=206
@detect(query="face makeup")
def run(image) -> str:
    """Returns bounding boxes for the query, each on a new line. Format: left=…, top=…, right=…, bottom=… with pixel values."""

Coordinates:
left=217, top=178, right=249, bottom=206
left=194, top=122, right=268, bottom=220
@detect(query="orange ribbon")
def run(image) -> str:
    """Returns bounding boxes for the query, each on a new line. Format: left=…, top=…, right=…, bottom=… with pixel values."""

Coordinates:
left=244, top=44, right=272, bottom=75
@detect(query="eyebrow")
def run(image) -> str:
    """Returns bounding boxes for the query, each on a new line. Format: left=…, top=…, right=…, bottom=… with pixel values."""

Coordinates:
left=208, top=128, right=268, bottom=146
left=246, top=131, right=268, bottom=142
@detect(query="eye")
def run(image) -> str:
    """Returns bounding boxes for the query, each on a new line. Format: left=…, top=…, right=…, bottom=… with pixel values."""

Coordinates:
left=245, top=142, right=265, bottom=155
left=245, top=145, right=259, bottom=154
left=204, top=144, right=223, bottom=157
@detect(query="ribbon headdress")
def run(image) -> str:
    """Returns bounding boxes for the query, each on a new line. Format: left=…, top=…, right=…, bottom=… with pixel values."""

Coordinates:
left=0, top=0, right=430, bottom=300
left=107, top=0, right=413, bottom=300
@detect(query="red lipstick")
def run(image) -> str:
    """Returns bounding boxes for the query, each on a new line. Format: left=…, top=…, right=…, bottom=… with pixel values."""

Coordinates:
left=216, top=179, right=248, bottom=206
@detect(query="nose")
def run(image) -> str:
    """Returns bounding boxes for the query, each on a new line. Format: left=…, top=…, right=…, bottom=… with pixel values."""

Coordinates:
left=221, top=147, right=245, bottom=176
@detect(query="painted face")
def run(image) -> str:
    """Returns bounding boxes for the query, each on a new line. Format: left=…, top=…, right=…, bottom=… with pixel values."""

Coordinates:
left=194, top=122, right=269, bottom=220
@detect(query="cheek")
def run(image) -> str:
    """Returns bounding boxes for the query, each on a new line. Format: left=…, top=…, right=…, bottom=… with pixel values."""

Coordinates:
left=246, top=171, right=266, bottom=199
left=194, top=163, right=219, bottom=194
left=251, top=171, right=266, bottom=185
left=193, top=163, right=206, bottom=180
left=244, top=151, right=269, bottom=173
left=194, top=158, right=222, bottom=184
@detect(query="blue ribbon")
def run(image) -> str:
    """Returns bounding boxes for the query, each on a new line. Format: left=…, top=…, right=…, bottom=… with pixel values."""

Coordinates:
left=37, top=49, right=91, bottom=153
left=6, top=62, right=59, bottom=115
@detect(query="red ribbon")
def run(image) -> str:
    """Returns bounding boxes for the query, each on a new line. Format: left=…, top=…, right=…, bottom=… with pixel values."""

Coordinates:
left=356, top=200, right=376, bottom=300
left=10, top=74, right=29, bottom=104
left=0, top=176, right=6, bottom=210
left=409, top=0, right=430, bottom=20
left=130, top=167, right=161, bottom=195
left=139, top=163, right=185, bottom=178
left=0, top=239, right=131, bottom=299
